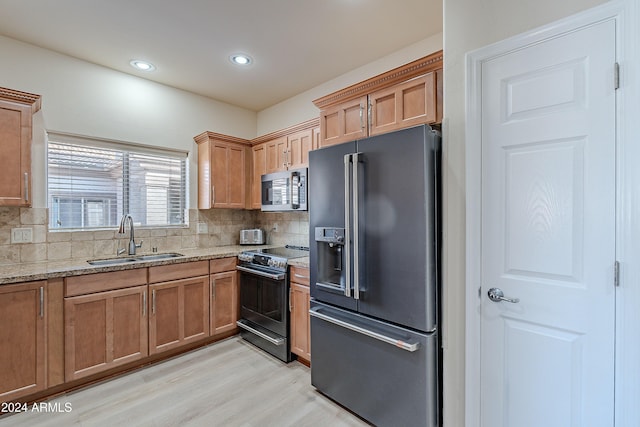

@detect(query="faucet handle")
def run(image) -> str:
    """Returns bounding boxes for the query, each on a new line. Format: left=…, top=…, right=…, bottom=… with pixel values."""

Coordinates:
left=117, top=248, right=126, bottom=255
left=135, top=240, right=143, bottom=249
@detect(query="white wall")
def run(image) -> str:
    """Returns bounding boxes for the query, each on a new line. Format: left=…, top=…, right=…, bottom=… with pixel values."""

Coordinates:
left=0, top=32, right=444, bottom=209
left=0, top=35, right=257, bottom=209
left=441, top=0, right=610, bottom=426
left=256, top=34, right=443, bottom=135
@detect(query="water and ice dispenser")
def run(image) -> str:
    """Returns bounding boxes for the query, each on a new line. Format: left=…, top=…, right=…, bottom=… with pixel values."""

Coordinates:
left=314, top=227, right=346, bottom=292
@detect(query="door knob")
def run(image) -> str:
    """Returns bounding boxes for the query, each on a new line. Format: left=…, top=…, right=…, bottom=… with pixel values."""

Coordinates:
left=487, top=287, right=520, bottom=303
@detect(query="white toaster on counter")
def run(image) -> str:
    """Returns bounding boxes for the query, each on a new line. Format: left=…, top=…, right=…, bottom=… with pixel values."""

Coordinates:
left=240, top=228, right=265, bottom=245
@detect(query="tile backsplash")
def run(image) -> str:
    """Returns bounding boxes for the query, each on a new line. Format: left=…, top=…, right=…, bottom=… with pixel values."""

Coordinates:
left=0, top=207, right=309, bottom=265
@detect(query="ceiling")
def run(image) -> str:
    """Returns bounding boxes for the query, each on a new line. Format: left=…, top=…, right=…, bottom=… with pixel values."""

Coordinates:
left=0, top=0, right=442, bottom=111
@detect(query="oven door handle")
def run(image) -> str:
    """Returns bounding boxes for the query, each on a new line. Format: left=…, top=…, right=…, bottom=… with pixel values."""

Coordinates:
left=236, top=265, right=286, bottom=281
left=236, top=320, right=285, bottom=346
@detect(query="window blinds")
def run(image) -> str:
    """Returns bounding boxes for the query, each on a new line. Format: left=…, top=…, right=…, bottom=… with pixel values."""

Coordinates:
left=47, top=137, right=187, bottom=230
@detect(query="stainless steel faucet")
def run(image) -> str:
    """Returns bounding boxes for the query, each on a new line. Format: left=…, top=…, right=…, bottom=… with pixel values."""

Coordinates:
left=118, top=214, right=143, bottom=255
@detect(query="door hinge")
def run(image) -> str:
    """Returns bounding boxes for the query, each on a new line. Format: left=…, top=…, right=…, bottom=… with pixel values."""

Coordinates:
left=614, top=261, right=620, bottom=287
left=478, top=286, right=482, bottom=298
left=614, top=62, right=620, bottom=90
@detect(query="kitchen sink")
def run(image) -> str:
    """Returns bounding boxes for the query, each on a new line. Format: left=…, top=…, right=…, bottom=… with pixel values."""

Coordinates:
left=87, top=257, right=138, bottom=266
left=87, top=253, right=184, bottom=266
left=134, top=253, right=184, bottom=261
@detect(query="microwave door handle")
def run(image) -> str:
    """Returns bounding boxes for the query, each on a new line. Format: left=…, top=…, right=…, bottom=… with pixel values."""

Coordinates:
left=344, top=154, right=352, bottom=298
left=291, top=171, right=300, bottom=209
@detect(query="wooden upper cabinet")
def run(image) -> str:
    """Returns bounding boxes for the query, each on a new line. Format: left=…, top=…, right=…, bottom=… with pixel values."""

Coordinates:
left=0, top=281, right=46, bottom=403
left=0, top=87, right=41, bottom=207
left=314, top=51, right=443, bottom=147
left=312, top=126, right=320, bottom=151
left=265, top=136, right=287, bottom=174
left=264, top=130, right=312, bottom=173
left=287, top=129, right=312, bottom=169
left=200, top=118, right=319, bottom=211
left=195, top=132, right=249, bottom=209
left=319, top=96, right=367, bottom=148
left=369, top=73, right=436, bottom=136
left=251, top=143, right=266, bottom=209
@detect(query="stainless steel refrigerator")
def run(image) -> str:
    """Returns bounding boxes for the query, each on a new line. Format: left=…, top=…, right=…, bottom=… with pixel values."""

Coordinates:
left=309, top=124, right=441, bottom=427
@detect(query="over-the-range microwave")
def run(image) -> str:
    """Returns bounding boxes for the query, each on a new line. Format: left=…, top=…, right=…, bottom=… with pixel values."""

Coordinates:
left=261, top=168, right=307, bottom=212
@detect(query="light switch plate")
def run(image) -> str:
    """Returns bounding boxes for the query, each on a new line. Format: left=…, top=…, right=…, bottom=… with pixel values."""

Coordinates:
left=11, top=227, right=33, bottom=243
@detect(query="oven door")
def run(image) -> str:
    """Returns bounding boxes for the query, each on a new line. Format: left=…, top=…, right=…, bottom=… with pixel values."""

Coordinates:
left=237, top=266, right=287, bottom=337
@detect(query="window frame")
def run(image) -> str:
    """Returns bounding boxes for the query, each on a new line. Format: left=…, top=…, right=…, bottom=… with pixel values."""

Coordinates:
left=46, top=132, right=189, bottom=231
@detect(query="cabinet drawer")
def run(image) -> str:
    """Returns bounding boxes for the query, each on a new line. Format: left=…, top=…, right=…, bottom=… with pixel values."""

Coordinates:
left=149, top=260, right=209, bottom=283
left=210, top=257, right=237, bottom=273
left=290, top=266, right=310, bottom=287
left=65, top=268, right=147, bottom=297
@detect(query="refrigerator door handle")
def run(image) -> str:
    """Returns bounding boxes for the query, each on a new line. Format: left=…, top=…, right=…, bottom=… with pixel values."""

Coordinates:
left=353, top=152, right=360, bottom=300
left=309, top=306, right=420, bottom=352
left=344, top=153, right=352, bottom=298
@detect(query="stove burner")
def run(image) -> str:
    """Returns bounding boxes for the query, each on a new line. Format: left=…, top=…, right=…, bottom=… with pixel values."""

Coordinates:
left=238, top=245, right=309, bottom=272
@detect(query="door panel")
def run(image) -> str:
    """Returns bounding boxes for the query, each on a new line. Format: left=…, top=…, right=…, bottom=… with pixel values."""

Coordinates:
left=310, top=301, right=438, bottom=427
left=211, top=271, right=238, bottom=336
left=0, top=282, right=45, bottom=402
left=480, top=20, right=616, bottom=427
left=309, top=141, right=358, bottom=311
left=356, top=125, right=439, bottom=331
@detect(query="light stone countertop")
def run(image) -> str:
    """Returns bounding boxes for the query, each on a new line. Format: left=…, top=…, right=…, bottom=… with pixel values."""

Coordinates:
left=0, top=245, right=282, bottom=285
left=288, top=256, right=309, bottom=269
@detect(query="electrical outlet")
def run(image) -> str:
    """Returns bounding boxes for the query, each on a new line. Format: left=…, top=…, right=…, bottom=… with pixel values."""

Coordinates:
left=197, top=222, right=208, bottom=234
left=11, top=227, right=33, bottom=244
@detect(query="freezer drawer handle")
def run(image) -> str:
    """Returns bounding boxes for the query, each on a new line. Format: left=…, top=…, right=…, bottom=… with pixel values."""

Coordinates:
left=236, top=320, right=285, bottom=346
left=236, top=265, right=286, bottom=281
left=309, top=307, right=420, bottom=352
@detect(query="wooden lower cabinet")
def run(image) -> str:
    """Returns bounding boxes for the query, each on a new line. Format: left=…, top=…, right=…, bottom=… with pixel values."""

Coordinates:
left=210, top=271, right=238, bottom=336
left=64, top=285, right=148, bottom=381
left=9, top=258, right=245, bottom=402
left=210, top=260, right=239, bottom=336
left=289, top=267, right=311, bottom=361
left=149, top=275, right=210, bottom=355
left=0, top=281, right=46, bottom=403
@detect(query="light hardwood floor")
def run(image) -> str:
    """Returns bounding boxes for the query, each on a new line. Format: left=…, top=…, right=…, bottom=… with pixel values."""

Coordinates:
left=0, top=337, right=370, bottom=426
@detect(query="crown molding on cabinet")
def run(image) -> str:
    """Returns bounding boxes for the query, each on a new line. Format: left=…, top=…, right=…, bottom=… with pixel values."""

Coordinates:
left=312, top=50, right=443, bottom=110
left=194, top=131, right=251, bottom=146
left=0, top=86, right=42, bottom=112
left=252, top=117, right=319, bottom=145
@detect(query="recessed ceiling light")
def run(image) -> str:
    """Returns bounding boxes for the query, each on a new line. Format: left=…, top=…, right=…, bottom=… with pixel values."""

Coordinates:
left=230, top=54, right=252, bottom=66
left=129, top=60, right=156, bottom=72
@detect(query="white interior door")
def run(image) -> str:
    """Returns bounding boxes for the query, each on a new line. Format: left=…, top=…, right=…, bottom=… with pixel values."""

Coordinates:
left=480, top=20, right=616, bottom=427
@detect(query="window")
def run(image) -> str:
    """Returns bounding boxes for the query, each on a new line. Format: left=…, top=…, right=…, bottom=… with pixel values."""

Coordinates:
left=47, top=134, right=187, bottom=230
